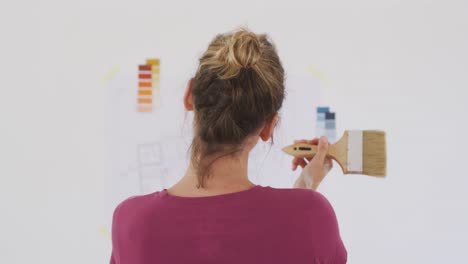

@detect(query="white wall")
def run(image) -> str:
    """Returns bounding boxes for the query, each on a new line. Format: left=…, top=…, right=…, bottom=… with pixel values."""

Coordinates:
left=2, top=0, right=468, bottom=263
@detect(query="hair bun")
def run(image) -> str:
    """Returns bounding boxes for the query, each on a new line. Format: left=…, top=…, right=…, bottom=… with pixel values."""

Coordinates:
left=191, top=28, right=285, bottom=188
left=217, top=29, right=262, bottom=79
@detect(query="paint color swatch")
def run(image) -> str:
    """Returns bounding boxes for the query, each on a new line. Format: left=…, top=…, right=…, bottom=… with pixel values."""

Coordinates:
left=137, top=59, right=160, bottom=112
left=316, top=106, right=337, bottom=143
left=316, top=107, right=330, bottom=138
left=147, top=59, right=160, bottom=108
left=325, top=112, right=336, bottom=143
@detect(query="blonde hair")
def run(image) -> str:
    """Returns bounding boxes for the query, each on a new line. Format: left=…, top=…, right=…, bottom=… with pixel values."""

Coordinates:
left=190, top=28, right=285, bottom=188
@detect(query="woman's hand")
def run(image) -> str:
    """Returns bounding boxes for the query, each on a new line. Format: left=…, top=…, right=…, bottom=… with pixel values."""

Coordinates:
left=292, top=136, right=333, bottom=190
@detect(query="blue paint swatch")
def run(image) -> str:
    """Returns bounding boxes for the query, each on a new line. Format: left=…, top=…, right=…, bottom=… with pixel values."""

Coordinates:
left=316, top=107, right=337, bottom=143
left=325, top=112, right=336, bottom=142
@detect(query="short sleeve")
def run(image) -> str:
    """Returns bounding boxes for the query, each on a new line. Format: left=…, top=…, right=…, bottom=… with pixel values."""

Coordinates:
left=308, top=191, right=348, bottom=263
left=109, top=203, right=123, bottom=264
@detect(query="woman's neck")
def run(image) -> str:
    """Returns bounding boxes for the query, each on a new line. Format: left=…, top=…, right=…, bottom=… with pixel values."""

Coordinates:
left=168, top=153, right=256, bottom=197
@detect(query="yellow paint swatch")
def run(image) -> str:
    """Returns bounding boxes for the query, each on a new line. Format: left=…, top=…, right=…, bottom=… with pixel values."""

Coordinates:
left=150, top=60, right=160, bottom=108
left=139, top=90, right=152, bottom=96
left=146, top=59, right=160, bottom=66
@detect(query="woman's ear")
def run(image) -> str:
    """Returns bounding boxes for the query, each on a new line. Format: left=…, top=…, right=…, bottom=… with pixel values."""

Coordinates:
left=259, top=112, right=279, bottom=141
left=184, top=79, right=194, bottom=111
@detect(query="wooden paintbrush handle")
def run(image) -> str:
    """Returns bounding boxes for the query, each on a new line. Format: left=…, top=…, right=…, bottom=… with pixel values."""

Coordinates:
left=288, top=143, right=337, bottom=160
left=282, top=140, right=348, bottom=174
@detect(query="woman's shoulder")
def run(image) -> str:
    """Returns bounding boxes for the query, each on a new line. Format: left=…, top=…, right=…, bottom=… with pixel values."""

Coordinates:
left=262, top=186, right=334, bottom=208
left=260, top=186, right=338, bottom=222
left=112, top=191, right=163, bottom=218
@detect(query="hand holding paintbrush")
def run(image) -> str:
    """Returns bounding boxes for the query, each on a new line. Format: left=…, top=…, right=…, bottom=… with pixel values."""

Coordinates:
left=285, top=130, right=387, bottom=189
left=291, top=136, right=333, bottom=190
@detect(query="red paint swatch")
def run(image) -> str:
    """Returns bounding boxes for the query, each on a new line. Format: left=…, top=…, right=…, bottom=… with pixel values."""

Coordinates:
left=138, top=65, right=151, bottom=71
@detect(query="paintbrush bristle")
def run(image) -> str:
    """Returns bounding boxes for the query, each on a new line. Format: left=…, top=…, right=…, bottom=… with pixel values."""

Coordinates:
left=362, top=130, right=386, bottom=177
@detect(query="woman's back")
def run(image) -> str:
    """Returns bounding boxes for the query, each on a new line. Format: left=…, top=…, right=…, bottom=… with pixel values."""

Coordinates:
left=110, top=185, right=347, bottom=264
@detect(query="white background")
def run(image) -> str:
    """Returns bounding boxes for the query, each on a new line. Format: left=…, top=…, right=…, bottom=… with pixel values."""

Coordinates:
left=1, top=0, right=468, bottom=263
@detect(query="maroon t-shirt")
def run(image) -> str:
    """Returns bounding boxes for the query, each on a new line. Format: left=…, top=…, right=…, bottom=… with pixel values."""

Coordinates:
left=110, top=185, right=347, bottom=264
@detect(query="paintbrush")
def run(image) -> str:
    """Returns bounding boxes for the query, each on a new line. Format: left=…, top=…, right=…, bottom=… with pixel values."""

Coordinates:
left=282, top=130, right=386, bottom=177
